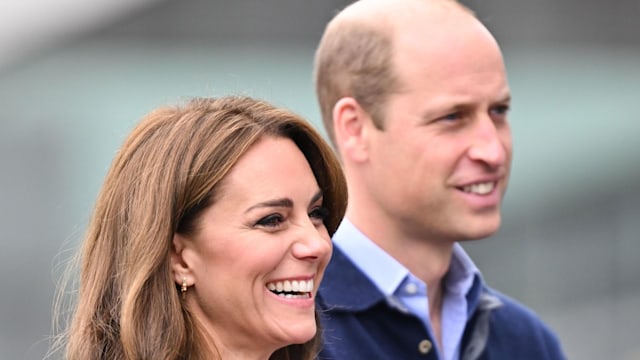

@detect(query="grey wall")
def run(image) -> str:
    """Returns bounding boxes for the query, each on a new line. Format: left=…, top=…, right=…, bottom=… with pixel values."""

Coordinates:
left=1, top=1, right=638, bottom=359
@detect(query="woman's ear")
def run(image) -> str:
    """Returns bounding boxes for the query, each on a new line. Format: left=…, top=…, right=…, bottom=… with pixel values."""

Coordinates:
left=332, top=97, right=371, bottom=163
left=170, top=233, right=192, bottom=286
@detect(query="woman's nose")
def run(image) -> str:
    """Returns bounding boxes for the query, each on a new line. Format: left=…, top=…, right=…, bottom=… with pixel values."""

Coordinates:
left=291, top=223, right=332, bottom=261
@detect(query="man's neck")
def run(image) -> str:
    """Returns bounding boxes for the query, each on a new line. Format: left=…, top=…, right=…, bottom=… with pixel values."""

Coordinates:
left=345, top=205, right=455, bottom=351
left=391, top=234, right=451, bottom=353
left=346, top=207, right=455, bottom=285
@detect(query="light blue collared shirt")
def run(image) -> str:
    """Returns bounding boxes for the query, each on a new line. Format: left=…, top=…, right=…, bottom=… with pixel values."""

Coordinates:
left=333, top=219, right=482, bottom=360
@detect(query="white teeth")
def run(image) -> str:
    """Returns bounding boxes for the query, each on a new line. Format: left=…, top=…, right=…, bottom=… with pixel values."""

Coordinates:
left=279, top=293, right=310, bottom=299
left=462, top=182, right=494, bottom=195
left=266, top=279, right=314, bottom=295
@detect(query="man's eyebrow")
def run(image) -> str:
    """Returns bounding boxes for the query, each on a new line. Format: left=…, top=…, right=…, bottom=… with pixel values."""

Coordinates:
left=497, top=94, right=512, bottom=103
left=245, top=198, right=293, bottom=213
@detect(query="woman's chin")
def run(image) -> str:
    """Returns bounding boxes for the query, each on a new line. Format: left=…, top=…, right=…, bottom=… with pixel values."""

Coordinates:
left=275, top=322, right=317, bottom=347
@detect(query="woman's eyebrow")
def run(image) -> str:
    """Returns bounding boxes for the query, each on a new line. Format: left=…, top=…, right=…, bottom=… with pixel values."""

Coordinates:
left=310, top=190, right=324, bottom=205
left=245, top=198, right=293, bottom=213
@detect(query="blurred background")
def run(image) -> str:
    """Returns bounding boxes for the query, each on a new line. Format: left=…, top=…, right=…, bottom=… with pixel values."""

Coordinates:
left=1, top=0, right=638, bottom=359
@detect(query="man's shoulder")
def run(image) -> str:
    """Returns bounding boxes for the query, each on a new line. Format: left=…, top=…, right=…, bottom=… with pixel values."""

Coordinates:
left=478, top=285, right=566, bottom=359
left=317, top=245, right=384, bottom=310
left=484, top=286, right=552, bottom=331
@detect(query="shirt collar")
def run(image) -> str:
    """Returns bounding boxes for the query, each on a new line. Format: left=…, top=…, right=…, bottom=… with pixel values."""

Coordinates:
left=334, top=219, right=482, bottom=297
left=320, top=218, right=486, bottom=314
left=446, top=243, right=482, bottom=296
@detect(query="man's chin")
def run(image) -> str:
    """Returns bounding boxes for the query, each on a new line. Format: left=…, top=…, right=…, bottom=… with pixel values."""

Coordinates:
left=458, top=219, right=501, bottom=241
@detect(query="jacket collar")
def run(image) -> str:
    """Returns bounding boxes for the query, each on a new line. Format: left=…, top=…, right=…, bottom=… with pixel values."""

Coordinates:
left=319, top=245, right=499, bottom=316
left=318, top=246, right=387, bottom=311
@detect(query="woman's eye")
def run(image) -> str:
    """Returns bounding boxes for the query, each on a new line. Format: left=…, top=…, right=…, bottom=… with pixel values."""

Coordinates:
left=255, top=214, right=284, bottom=228
left=309, top=206, right=329, bottom=225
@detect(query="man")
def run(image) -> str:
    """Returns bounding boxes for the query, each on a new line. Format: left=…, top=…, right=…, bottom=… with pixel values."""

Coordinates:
left=313, top=0, right=566, bottom=359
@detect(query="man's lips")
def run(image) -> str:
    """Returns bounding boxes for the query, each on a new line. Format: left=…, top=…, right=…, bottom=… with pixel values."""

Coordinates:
left=458, top=181, right=496, bottom=195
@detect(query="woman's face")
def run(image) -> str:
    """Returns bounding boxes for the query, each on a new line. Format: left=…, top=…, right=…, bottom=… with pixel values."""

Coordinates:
left=172, top=135, right=332, bottom=358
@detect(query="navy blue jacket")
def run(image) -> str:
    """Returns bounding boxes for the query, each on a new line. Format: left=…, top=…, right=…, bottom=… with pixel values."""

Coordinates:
left=317, top=247, right=566, bottom=360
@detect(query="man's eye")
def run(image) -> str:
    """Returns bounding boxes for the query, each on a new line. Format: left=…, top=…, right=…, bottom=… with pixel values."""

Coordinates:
left=491, top=105, right=510, bottom=116
left=442, top=112, right=461, bottom=121
left=255, top=214, right=284, bottom=227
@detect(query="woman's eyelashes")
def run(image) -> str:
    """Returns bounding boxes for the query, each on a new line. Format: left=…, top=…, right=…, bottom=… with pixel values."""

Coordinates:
left=252, top=205, right=329, bottom=230
left=255, top=213, right=285, bottom=228
left=309, top=206, right=329, bottom=226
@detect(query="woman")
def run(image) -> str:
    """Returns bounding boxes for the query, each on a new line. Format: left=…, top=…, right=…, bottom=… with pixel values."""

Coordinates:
left=57, top=96, right=347, bottom=359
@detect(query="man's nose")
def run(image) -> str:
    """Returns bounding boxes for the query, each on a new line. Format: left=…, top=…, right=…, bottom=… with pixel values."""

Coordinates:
left=467, top=117, right=510, bottom=168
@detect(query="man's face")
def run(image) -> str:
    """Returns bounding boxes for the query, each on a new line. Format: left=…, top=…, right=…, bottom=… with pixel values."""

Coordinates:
left=364, top=18, right=512, bottom=242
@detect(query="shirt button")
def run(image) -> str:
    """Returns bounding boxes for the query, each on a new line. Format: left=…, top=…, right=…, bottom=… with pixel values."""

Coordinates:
left=405, top=282, right=418, bottom=295
left=418, top=339, right=432, bottom=354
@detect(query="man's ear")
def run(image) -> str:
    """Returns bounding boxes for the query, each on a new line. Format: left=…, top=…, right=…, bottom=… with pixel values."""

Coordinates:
left=333, top=97, right=371, bottom=163
left=170, top=233, right=193, bottom=286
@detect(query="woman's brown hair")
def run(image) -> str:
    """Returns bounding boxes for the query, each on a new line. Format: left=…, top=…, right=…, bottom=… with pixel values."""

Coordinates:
left=53, top=96, right=347, bottom=359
